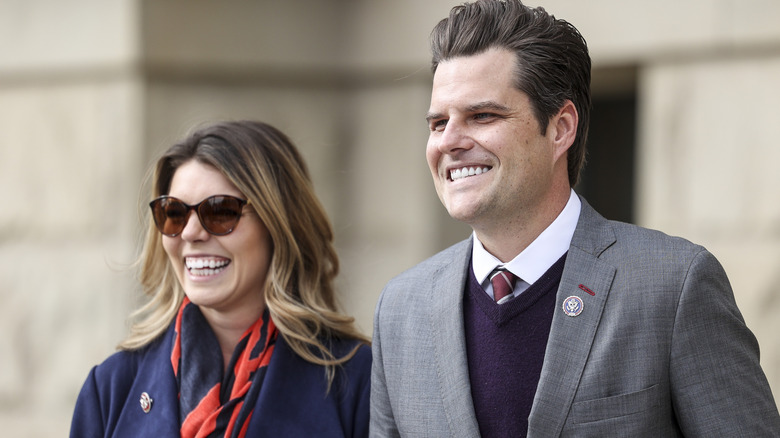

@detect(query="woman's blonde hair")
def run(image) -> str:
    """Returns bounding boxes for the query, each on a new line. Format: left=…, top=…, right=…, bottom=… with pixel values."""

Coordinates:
left=120, top=120, right=368, bottom=381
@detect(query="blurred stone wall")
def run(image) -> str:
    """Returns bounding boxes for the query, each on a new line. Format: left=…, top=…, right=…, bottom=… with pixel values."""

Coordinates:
left=1, top=0, right=778, bottom=435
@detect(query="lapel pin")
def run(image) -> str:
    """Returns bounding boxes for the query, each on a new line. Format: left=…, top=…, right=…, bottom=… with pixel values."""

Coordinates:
left=578, top=284, right=596, bottom=296
left=140, top=392, right=153, bottom=413
left=562, top=296, right=584, bottom=317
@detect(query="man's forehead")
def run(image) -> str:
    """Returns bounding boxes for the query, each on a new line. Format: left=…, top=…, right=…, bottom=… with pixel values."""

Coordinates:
left=428, top=74, right=527, bottom=116
left=431, top=52, right=517, bottom=96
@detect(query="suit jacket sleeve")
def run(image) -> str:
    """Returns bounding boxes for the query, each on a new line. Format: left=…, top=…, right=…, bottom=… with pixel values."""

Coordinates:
left=670, top=249, right=780, bottom=435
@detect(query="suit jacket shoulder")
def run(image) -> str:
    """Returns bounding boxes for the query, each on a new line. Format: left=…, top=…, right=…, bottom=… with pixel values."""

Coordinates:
left=70, top=329, right=180, bottom=437
left=387, top=239, right=471, bottom=285
left=530, top=198, right=780, bottom=436
left=371, top=238, right=479, bottom=437
left=247, top=336, right=371, bottom=437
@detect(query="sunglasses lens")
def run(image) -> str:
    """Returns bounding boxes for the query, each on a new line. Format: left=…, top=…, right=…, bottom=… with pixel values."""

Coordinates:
left=150, top=195, right=246, bottom=236
left=150, top=198, right=189, bottom=236
left=199, top=196, right=244, bottom=235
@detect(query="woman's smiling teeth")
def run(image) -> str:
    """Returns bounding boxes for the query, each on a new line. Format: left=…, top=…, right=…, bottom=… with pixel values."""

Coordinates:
left=450, top=166, right=491, bottom=181
left=185, top=257, right=230, bottom=276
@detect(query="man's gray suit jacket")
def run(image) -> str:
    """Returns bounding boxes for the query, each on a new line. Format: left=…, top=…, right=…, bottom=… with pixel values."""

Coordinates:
left=370, top=198, right=780, bottom=437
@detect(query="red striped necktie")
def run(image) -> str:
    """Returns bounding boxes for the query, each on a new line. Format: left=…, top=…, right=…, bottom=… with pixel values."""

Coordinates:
left=490, top=267, right=516, bottom=304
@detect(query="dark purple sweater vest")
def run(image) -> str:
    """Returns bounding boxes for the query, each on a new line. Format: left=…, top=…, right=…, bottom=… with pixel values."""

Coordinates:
left=464, top=254, right=567, bottom=438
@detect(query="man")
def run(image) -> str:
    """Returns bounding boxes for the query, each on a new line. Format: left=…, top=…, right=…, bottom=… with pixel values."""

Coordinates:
left=370, top=0, right=780, bottom=436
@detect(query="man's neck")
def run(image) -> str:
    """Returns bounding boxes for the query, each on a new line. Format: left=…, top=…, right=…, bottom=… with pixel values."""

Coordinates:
left=473, top=187, right=573, bottom=263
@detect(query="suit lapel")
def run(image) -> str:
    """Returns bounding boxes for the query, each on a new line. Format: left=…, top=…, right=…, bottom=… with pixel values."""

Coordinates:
left=528, top=200, right=617, bottom=437
left=429, top=239, right=482, bottom=438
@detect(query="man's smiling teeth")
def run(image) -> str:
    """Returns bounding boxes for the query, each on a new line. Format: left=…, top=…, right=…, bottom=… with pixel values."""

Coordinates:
left=450, top=166, right=491, bottom=181
left=185, top=257, right=229, bottom=276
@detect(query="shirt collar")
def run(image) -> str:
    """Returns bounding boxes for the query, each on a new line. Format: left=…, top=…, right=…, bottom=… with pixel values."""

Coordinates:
left=472, top=189, right=581, bottom=285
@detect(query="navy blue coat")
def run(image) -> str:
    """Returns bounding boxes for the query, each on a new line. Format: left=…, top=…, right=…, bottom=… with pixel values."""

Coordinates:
left=71, top=324, right=371, bottom=437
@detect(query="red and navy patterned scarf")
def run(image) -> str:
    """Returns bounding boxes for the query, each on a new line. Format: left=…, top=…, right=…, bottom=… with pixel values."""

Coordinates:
left=171, top=297, right=277, bottom=438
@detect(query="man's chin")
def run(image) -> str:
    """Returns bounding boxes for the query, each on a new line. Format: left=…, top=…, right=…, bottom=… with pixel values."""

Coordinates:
left=444, top=203, right=482, bottom=225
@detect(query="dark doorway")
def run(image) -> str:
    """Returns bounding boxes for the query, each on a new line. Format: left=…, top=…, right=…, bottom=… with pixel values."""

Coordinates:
left=576, top=66, right=637, bottom=224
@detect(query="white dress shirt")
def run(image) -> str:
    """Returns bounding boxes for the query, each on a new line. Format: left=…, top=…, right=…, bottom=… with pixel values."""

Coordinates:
left=472, top=189, right=581, bottom=301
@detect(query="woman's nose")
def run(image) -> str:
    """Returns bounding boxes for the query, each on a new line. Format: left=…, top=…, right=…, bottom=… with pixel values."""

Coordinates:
left=179, top=210, right=210, bottom=242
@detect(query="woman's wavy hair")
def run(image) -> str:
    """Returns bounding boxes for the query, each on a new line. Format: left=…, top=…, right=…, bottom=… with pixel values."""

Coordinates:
left=120, top=120, right=368, bottom=382
left=430, top=0, right=592, bottom=186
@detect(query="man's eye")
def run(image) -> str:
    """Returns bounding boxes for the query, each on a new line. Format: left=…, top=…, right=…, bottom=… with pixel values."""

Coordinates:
left=474, top=113, right=495, bottom=120
left=430, top=119, right=447, bottom=131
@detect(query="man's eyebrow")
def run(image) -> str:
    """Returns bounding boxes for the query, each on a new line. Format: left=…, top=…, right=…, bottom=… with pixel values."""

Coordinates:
left=425, top=101, right=511, bottom=123
left=425, top=112, right=443, bottom=123
left=466, top=101, right=511, bottom=113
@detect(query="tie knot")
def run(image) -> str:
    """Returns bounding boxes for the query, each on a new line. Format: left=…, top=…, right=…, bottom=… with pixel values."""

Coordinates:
left=490, top=268, right=516, bottom=304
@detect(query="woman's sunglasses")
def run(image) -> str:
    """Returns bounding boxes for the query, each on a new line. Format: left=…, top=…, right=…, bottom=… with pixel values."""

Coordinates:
left=149, top=195, right=250, bottom=237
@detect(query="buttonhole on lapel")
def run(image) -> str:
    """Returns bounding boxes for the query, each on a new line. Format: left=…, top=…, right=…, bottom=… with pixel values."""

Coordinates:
left=578, top=284, right=596, bottom=296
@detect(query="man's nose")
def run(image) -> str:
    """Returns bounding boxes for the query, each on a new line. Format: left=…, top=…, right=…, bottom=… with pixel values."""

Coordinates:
left=435, top=120, right=473, bottom=155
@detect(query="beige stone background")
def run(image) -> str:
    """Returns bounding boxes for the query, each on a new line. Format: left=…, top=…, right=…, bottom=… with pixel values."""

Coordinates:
left=1, top=0, right=779, bottom=435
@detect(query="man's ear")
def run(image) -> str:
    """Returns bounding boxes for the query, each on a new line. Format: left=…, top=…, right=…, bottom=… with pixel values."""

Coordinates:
left=550, top=100, right=578, bottom=161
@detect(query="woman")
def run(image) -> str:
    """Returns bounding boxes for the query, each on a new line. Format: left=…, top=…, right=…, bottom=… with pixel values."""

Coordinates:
left=71, top=120, right=371, bottom=437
